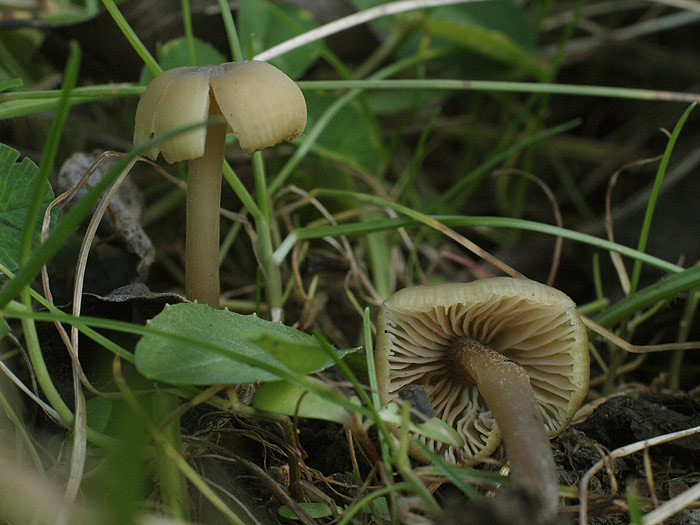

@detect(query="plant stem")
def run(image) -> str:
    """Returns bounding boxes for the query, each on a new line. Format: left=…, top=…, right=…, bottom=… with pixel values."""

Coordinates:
left=216, top=0, right=243, bottom=62
left=101, top=0, right=161, bottom=76
left=451, top=338, right=558, bottom=520
left=152, top=390, right=189, bottom=519
left=251, top=153, right=283, bottom=322
left=185, top=113, right=226, bottom=308
left=181, top=0, right=196, bottom=65
left=669, top=282, right=700, bottom=391
left=629, top=102, right=695, bottom=294
left=256, top=217, right=283, bottom=322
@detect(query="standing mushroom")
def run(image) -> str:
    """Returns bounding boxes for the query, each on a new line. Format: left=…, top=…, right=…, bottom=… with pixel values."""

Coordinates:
left=376, top=277, right=589, bottom=518
left=133, top=61, right=306, bottom=308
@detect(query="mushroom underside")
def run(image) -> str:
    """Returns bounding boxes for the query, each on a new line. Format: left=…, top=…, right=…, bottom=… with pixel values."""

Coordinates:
left=382, top=292, right=586, bottom=462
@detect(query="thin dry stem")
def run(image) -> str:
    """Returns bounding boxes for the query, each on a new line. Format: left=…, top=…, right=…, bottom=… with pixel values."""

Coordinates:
left=492, top=168, right=563, bottom=286
left=643, top=447, right=659, bottom=508
left=254, top=0, right=475, bottom=62
left=67, top=154, right=138, bottom=503
left=420, top=249, right=496, bottom=283
left=582, top=316, right=700, bottom=353
left=0, top=357, right=59, bottom=421
left=643, top=480, right=700, bottom=524
left=40, top=153, right=117, bottom=395
left=604, top=156, right=663, bottom=295
left=37, top=151, right=138, bottom=504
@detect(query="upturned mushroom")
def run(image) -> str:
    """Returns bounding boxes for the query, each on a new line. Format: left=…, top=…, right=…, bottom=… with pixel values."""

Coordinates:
left=375, top=277, right=589, bottom=518
left=134, top=61, right=306, bottom=308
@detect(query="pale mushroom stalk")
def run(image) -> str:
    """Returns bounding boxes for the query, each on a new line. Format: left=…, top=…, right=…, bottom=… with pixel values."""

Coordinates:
left=184, top=97, right=226, bottom=308
left=451, top=338, right=559, bottom=516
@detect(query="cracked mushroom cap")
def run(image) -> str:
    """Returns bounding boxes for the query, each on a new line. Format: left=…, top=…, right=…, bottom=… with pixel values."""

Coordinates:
left=133, top=60, right=307, bottom=162
left=375, top=277, right=589, bottom=463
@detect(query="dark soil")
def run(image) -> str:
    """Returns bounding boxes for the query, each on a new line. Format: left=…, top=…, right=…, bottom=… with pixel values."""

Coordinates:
left=556, top=390, right=700, bottom=524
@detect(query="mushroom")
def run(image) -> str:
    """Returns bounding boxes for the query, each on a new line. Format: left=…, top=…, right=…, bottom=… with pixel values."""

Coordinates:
left=134, top=61, right=306, bottom=308
left=375, top=277, right=589, bottom=518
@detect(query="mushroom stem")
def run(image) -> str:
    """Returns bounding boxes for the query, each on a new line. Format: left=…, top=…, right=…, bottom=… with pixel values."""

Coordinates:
left=451, top=338, right=559, bottom=518
left=185, top=102, right=226, bottom=308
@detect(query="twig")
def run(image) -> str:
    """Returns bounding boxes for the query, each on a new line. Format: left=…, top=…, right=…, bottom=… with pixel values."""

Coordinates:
left=643, top=480, right=700, bottom=525
left=604, top=156, right=663, bottom=296
left=254, top=0, right=478, bottom=62
left=579, top=424, right=700, bottom=523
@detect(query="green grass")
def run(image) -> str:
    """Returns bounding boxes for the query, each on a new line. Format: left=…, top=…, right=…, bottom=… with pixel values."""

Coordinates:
left=1, top=1, right=699, bottom=523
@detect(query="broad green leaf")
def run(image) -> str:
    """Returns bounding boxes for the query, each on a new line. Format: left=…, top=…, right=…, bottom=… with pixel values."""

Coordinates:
left=135, top=302, right=343, bottom=385
left=426, top=18, right=545, bottom=77
left=0, top=143, right=54, bottom=272
left=252, top=381, right=352, bottom=425
left=278, top=502, right=343, bottom=520
left=139, top=37, right=228, bottom=85
left=238, top=0, right=318, bottom=79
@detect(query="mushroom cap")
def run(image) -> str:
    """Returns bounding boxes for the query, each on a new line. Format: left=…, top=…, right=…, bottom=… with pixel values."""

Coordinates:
left=133, top=61, right=306, bottom=162
left=375, top=277, right=589, bottom=464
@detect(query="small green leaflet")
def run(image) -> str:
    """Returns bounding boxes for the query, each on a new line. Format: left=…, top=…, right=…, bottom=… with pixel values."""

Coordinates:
left=278, top=502, right=343, bottom=520
left=379, top=402, right=465, bottom=447
left=252, top=381, right=352, bottom=425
